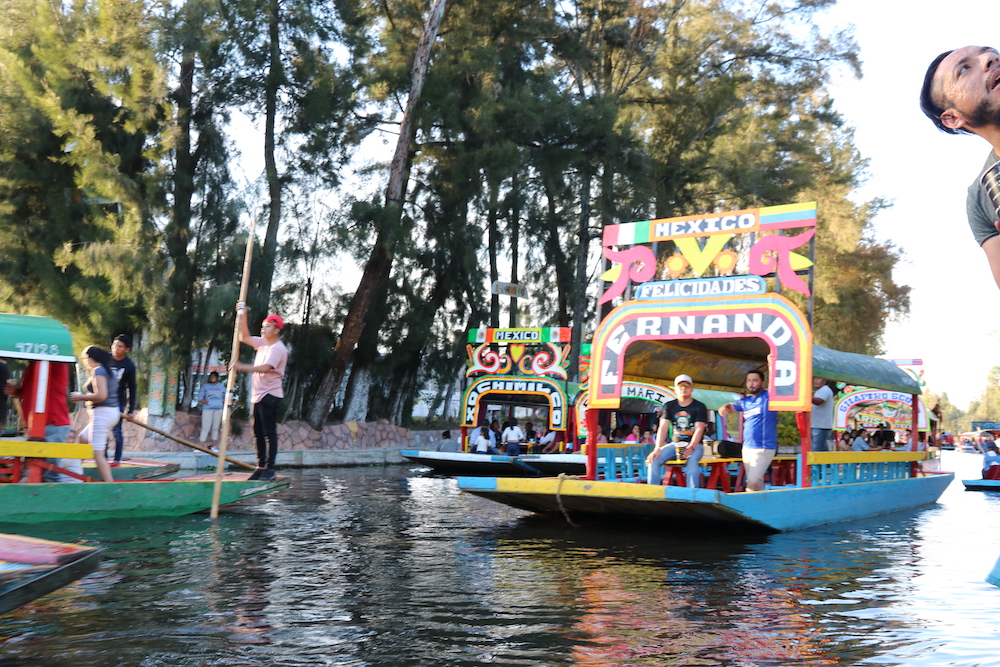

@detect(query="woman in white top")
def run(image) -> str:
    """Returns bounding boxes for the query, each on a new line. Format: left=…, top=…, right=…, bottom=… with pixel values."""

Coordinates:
left=501, top=421, right=525, bottom=456
left=70, top=346, right=119, bottom=482
left=475, top=427, right=491, bottom=454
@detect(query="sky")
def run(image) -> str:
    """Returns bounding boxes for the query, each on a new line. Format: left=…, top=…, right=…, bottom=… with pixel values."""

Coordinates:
left=823, top=0, right=1000, bottom=407
left=231, top=0, right=999, bottom=409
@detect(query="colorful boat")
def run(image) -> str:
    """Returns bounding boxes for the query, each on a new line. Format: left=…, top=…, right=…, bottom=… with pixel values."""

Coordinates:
left=0, top=472, right=290, bottom=524
left=401, top=450, right=542, bottom=476
left=458, top=201, right=953, bottom=532
left=0, top=533, right=103, bottom=614
left=961, top=478, right=1000, bottom=492
left=0, top=314, right=290, bottom=522
left=406, top=327, right=584, bottom=476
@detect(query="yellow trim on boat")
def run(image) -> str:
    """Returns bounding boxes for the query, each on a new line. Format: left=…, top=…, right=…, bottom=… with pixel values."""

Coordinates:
left=0, top=442, right=93, bottom=459
left=492, top=476, right=667, bottom=499
left=806, top=451, right=927, bottom=464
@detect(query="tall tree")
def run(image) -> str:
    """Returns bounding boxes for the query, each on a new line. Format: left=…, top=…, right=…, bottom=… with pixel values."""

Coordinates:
left=305, top=0, right=447, bottom=430
left=0, top=0, right=168, bottom=342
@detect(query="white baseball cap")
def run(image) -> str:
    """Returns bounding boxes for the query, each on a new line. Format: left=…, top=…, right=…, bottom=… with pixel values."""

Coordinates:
left=674, top=374, right=693, bottom=386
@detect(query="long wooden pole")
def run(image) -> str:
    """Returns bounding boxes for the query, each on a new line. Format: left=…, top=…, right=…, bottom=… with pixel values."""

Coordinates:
left=211, top=222, right=256, bottom=518
left=122, top=414, right=254, bottom=470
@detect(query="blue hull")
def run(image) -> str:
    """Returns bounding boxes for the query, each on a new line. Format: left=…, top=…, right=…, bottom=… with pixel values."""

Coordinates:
left=962, top=479, right=1000, bottom=491
left=456, top=472, right=955, bottom=532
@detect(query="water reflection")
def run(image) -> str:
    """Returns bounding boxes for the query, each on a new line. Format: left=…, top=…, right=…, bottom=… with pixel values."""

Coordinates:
left=0, top=454, right=997, bottom=666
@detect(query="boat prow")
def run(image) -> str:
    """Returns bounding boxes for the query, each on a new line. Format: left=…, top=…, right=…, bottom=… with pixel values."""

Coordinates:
left=962, top=478, right=1000, bottom=492
left=400, top=450, right=544, bottom=476
left=0, top=533, right=103, bottom=614
left=457, top=472, right=955, bottom=533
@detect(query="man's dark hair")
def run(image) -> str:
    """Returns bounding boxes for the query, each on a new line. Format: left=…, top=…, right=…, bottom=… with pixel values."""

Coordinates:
left=747, top=369, right=766, bottom=382
left=442, top=430, right=451, bottom=439
left=920, top=50, right=972, bottom=135
left=114, top=333, right=133, bottom=349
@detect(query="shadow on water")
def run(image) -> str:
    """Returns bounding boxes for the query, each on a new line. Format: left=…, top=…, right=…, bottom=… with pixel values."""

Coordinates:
left=0, top=461, right=996, bottom=666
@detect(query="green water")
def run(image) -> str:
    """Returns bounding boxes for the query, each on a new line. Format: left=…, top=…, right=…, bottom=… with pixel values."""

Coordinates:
left=0, top=451, right=996, bottom=666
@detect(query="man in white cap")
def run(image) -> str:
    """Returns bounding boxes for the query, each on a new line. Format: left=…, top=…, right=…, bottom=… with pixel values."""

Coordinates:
left=645, top=374, right=708, bottom=487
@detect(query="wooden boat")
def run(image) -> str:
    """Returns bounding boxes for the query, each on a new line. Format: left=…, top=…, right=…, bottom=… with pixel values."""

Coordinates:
left=84, top=457, right=180, bottom=480
left=401, top=450, right=543, bottom=476
left=0, top=533, right=103, bottom=614
left=961, top=478, right=1000, bottom=492
left=457, top=201, right=954, bottom=531
left=0, top=472, right=290, bottom=524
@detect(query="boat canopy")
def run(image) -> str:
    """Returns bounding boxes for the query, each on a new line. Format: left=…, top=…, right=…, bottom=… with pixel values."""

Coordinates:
left=618, top=338, right=921, bottom=396
left=812, top=345, right=921, bottom=395
left=0, top=314, right=75, bottom=362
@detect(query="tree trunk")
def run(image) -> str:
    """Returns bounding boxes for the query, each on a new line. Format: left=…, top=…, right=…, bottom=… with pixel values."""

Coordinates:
left=254, top=0, right=284, bottom=311
left=169, top=56, right=196, bottom=410
left=569, top=166, right=593, bottom=383
left=508, top=172, right=520, bottom=328
left=487, top=179, right=500, bottom=328
left=304, top=0, right=448, bottom=430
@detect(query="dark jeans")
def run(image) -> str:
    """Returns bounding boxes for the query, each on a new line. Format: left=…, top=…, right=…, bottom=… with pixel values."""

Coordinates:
left=112, top=418, right=124, bottom=462
left=252, top=394, right=281, bottom=469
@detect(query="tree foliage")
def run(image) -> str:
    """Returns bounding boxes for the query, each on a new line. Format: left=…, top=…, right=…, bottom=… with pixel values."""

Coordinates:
left=0, top=0, right=913, bottom=425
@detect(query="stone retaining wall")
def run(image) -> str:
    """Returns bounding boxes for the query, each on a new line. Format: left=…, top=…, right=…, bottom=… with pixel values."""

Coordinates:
left=72, top=409, right=442, bottom=453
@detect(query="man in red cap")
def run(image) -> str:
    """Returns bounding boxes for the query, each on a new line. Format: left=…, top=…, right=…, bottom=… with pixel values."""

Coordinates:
left=233, top=305, right=288, bottom=480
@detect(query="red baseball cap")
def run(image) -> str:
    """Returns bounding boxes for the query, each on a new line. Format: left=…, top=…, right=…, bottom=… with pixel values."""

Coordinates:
left=263, top=314, right=284, bottom=330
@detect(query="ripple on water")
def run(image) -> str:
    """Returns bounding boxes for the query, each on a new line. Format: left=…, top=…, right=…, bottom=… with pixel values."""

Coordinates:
left=0, top=454, right=998, bottom=666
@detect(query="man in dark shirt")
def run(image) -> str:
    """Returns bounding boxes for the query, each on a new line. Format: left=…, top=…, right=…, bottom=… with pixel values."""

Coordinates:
left=646, top=374, right=709, bottom=487
left=109, top=334, right=138, bottom=465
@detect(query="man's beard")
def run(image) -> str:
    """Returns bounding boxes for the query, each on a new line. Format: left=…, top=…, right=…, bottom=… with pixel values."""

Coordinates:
left=965, top=96, right=1000, bottom=128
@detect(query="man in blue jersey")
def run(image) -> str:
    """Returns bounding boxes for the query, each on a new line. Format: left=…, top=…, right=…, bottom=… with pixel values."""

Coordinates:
left=719, top=370, right=778, bottom=492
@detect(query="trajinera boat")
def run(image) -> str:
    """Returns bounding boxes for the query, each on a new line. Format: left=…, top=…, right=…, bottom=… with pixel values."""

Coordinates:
left=0, top=532, right=104, bottom=614
left=402, top=326, right=583, bottom=476
left=0, top=313, right=289, bottom=522
left=457, top=201, right=953, bottom=532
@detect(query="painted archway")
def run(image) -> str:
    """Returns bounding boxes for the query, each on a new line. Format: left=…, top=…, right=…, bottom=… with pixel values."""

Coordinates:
left=587, top=293, right=813, bottom=411
left=461, top=375, right=570, bottom=432
left=834, top=390, right=928, bottom=431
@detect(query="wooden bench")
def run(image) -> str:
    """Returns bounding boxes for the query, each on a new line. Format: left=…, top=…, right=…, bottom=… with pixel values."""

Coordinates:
left=664, top=454, right=799, bottom=492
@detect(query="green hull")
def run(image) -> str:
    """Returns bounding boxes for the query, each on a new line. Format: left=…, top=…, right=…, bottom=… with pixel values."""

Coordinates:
left=0, top=477, right=290, bottom=524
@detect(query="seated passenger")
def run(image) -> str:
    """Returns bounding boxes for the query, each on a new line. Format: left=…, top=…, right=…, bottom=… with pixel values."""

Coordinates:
left=852, top=430, right=873, bottom=452
left=982, top=444, right=1000, bottom=480
left=539, top=426, right=559, bottom=453
left=474, top=427, right=492, bottom=454
left=435, top=430, right=460, bottom=452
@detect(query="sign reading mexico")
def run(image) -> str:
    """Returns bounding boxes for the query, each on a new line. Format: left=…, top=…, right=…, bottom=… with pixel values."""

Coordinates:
left=598, top=202, right=816, bottom=306
left=588, top=294, right=812, bottom=411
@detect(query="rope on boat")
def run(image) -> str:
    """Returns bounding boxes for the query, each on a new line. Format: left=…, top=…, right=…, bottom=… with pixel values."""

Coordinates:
left=554, top=473, right=578, bottom=528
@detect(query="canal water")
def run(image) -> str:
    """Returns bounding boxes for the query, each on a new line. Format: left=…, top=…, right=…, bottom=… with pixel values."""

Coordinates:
left=0, top=450, right=997, bottom=666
